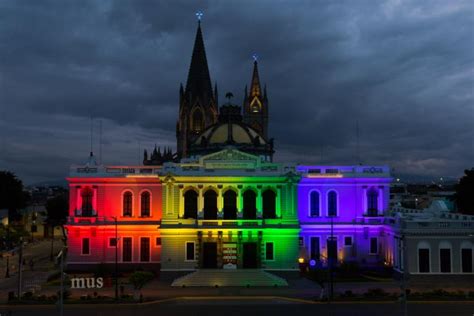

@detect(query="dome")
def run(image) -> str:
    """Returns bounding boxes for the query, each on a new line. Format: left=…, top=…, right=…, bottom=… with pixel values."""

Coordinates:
left=194, top=122, right=266, bottom=146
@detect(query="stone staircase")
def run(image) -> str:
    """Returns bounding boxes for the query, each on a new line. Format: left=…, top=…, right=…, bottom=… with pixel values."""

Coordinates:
left=171, top=269, right=288, bottom=287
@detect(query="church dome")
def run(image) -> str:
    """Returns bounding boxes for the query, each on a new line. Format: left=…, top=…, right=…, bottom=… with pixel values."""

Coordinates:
left=188, top=103, right=274, bottom=159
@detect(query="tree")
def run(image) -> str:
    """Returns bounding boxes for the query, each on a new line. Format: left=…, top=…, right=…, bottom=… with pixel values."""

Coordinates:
left=128, top=271, right=154, bottom=300
left=0, top=171, right=29, bottom=223
left=454, top=168, right=474, bottom=215
left=46, top=191, right=69, bottom=246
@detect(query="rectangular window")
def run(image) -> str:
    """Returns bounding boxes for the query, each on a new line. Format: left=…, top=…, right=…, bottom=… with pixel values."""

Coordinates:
left=185, top=242, right=195, bottom=261
left=155, top=237, right=162, bottom=246
left=310, top=237, right=320, bottom=260
left=122, top=237, right=132, bottom=262
left=81, top=238, right=90, bottom=255
left=461, top=248, right=473, bottom=273
left=109, top=238, right=117, bottom=247
left=265, top=242, right=274, bottom=260
left=327, top=237, right=337, bottom=262
left=418, top=248, right=430, bottom=273
left=440, top=248, right=451, bottom=273
left=370, top=237, right=378, bottom=254
left=344, top=236, right=353, bottom=247
left=140, top=237, right=150, bottom=262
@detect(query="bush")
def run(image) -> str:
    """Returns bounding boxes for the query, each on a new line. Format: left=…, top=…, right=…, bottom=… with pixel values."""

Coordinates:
left=364, top=288, right=388, bottom=298
left=129, top=271, right=154, bottom=290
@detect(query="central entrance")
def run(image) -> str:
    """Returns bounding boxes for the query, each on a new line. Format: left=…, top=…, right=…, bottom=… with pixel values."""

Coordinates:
left=242, top=242, right=258, bottom=268
left=202, top=242, right=218, bottom=268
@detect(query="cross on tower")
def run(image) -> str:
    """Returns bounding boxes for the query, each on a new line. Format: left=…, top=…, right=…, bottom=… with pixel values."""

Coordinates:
left=252, top=53, right=258, bottom=62
left=195, top=11, right=203, bottom=21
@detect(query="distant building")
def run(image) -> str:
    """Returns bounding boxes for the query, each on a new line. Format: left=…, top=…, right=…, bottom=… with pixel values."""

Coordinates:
left=390, top=201, right=473, bottom=275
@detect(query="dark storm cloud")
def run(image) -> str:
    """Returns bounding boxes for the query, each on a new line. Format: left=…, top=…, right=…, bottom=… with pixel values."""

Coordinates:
left=0, top=0, right=473, bottom=183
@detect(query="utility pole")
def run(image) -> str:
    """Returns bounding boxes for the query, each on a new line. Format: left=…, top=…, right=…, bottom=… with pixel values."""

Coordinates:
left=50, top=225, right=55, bottom=261
left=114, top=217, right=119, bottom=302
left=58, top=247, right=67, bottom=316
left=400, top=234, right=409, bottom=316
left=329, top=214, right=334, bottom=301
left=17, top=237, right=23, bottom=300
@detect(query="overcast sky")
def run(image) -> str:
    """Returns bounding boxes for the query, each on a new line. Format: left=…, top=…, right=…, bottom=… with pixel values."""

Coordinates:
left=0, top=0, right=473, bottom=184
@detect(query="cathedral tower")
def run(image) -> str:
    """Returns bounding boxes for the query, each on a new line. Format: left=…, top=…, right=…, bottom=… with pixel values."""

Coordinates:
left=242, top=59, right=268, bottom=140
left=176, top=21, right=218, bottom=158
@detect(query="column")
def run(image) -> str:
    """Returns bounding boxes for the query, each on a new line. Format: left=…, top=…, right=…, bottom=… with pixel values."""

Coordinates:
left=217, top=188, right=223, bottom=219
left=178, top=186, right=184, bottom=218
left=276, top=186, right=282, bottom=218
left=378, top=186, right=384, bottom=215
left=362, top=186, right=367, bottom=216
left=76, top=186, right=81, bottom=215
left=198, top=188, right=204, bottom=219
left=257, top=188, right=263, bottom=218
left=237, top=187, right=243, bottom=219
left=92, top=186, right=98, bottom=216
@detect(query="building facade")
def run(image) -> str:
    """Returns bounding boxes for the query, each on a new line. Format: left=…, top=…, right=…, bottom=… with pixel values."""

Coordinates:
left=160, top=149, right=299, bottom=271
left=65, top=158, right=163, bottom=271
left=297, top=165, right=393, bottom=268
left=64, top=21, right=473, bottom=277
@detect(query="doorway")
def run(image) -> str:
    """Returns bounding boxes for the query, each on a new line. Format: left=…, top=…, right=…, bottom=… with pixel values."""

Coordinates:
left=202, top=242, right=218, bottom=268
left=242, top=242, right=258, bottom=268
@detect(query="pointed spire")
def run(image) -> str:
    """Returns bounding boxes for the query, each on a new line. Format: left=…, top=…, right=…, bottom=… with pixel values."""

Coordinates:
left=250, top=60, right=262, bottom=97
left=185, top=20, right=213, bottom=102
left=263, top=84, right=267, bottom=100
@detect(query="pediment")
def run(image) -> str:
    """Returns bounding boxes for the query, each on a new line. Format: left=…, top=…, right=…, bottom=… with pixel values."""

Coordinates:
left=199, top=149, right=260, bottom=169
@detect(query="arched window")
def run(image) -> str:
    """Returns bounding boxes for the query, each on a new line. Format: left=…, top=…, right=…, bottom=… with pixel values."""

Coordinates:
left=367, top=188, right=378, bottom=216
left=184, top=190, right=198, bottom=219
left=327, top=191, right=338, bottom=217
left=192, top=109, right=204, bottom=133
left=243, top=190, right=257, bottom=219
left=123, top=191, right=133, bottom=217
left=140, top=191, right=150, bottom=217
left=81, top=187, right=93, bottom=216
left=203, top=190, right=218, bottom=219
left=223, top=190, right=237, bottom=219
left=262, top=189, right=276, bottom=219
left=310, top=191, right=320, bottom=217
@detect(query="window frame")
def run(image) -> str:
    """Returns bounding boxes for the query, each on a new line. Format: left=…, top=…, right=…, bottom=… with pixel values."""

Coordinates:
left=81, top=237, right=90, bottom=256
left=185, top=241, right=196, bottom=262
left=139, top=237, right=151, bottom=263
left=326, top=190, right=339, bottom=217
left=122, top=190, right=134, bottom=217
left=308, top=190, right=321, bottom=217
left=265, top=242, right=275, bottom=261
left=369, top=237, right=378, bottom=255
left=343, top=236, right=353, bottom=247
left=139, top=190, right=152, bottom=217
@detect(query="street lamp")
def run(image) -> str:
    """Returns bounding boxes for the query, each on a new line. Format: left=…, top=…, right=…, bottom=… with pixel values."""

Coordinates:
left=113, top=216, right=119, bottom=302
left=400, top=234, right=408, bottom=316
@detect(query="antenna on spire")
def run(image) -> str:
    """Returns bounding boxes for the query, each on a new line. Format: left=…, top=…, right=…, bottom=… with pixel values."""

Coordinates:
left=99, top=119, right=103, bottom=165
left=90, top=116, right=93, bottom=156
left=356, top=120, right=360, bottom=165
left=195, top=11, right=203, bottom=22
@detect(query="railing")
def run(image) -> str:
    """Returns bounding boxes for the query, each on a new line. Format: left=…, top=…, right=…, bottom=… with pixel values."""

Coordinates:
left=197, top=219, right=264, bottom=227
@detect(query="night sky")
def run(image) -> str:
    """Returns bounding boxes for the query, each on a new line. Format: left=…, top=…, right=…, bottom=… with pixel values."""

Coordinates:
left=0, top=0, right=473, bottom=184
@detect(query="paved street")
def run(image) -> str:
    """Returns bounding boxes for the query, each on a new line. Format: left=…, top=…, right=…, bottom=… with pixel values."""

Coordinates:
left=0, top=298, right=473, bottom=316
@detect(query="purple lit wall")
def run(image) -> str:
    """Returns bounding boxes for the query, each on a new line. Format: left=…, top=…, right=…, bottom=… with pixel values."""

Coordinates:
left=296, top=165, right=394, bottom=267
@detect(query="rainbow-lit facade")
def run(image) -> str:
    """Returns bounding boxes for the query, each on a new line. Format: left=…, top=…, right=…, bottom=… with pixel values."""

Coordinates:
left=65, top=21, right=395, bottom=272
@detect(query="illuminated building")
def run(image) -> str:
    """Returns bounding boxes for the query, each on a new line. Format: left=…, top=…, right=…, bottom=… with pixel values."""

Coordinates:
left=297, top=166, right=393, bottom=267
left=65, top=20, right=395, bottom=273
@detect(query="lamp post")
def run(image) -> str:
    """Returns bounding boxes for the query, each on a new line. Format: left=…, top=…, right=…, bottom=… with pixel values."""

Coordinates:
left=17, top=237, right=23, bottom=300
left=58, top=246, right=67, bottom=316
left=329, top=213, right=334, bottom=302
left=113, top=216, right=119, bottom=302
left=400, top=234, right=408, bottom=316
left=50, top=225, right=55, bottom=261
